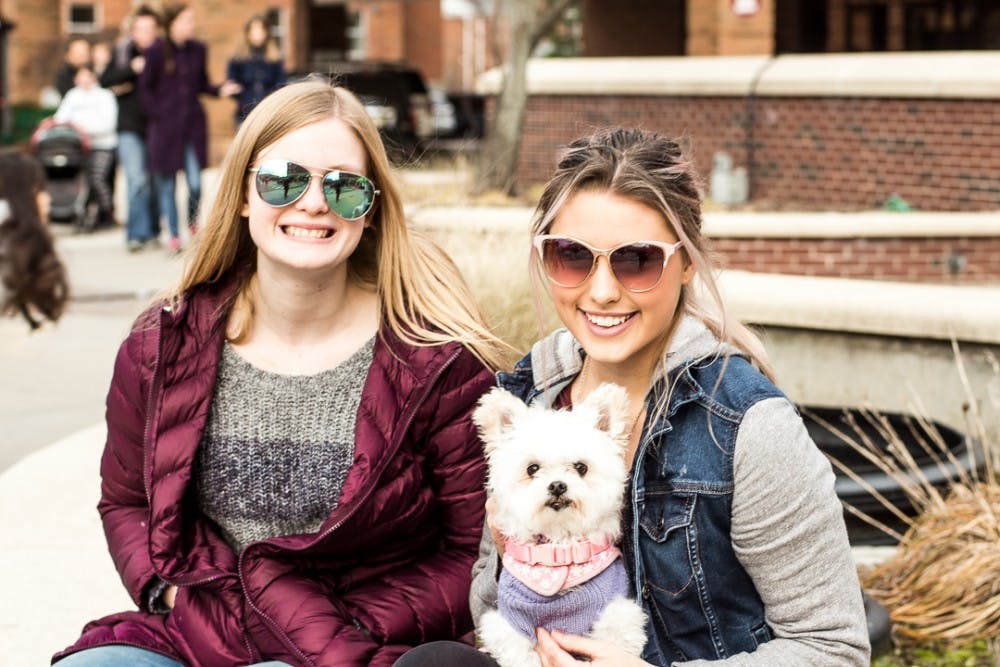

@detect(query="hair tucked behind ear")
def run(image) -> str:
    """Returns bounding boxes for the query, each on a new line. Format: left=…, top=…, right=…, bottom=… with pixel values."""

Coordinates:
left=531, top=127, right=774, bottom=381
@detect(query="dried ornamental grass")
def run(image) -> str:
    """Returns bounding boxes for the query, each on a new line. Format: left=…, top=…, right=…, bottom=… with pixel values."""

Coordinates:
left=821, top=346, right=1000, bottom=649
left=862, top=482, right=1000, bottom=646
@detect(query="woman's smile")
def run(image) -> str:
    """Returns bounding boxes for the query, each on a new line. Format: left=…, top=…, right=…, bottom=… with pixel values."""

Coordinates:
left=581, top=309, right=637, bottom=336
left=280, top=224, right=335, bottom=240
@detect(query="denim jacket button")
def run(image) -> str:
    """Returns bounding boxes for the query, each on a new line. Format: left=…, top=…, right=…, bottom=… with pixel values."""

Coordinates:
left=642, top=584, right=651, bottom=599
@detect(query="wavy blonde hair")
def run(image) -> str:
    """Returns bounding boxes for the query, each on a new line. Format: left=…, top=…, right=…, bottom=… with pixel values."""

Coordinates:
left=171, top=79, right=511, bottom=370
left=531, top=127, right=774, bottom=384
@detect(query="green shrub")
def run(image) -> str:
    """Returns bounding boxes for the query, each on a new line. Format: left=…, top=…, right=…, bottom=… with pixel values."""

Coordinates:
left=1, top=104, right=54, bottom=146
left=873, top=639, right=996, bottom=666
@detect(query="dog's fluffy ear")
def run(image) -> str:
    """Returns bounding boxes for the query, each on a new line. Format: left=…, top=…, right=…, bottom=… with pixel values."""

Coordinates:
left=473, top=387, right=527, bottom=454
left=579, top=383, right=630, bottom=448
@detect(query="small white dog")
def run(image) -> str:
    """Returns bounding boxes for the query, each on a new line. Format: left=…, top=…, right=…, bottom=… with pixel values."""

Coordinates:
left=473, top=383, right=647, bottom=667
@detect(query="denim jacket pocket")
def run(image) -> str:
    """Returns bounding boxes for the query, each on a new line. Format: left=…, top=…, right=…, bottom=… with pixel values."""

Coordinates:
left=638, top=488, right=696, bottom=596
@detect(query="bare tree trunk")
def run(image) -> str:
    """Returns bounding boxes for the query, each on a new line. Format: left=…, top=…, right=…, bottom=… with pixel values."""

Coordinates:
left=474, top=0, right=534, bottom=195
left=473, top=0, right=577, bottom=195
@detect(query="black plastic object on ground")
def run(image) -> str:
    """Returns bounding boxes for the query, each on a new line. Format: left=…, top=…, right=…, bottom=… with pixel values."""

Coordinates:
left=801, top=406, right=980, bottom=546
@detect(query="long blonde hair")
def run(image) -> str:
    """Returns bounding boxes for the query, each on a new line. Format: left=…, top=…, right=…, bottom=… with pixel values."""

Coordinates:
left=531, top=127, right=774, bottom=382
left=172, top=79, right=511, bottom=370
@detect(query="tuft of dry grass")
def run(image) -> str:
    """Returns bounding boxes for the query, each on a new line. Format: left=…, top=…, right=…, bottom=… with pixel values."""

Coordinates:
left=864, top=482, right=1000, bottom=646
left=820, top=346, right=1000, bottom=650
left=423, top=222, right=558, bottom=357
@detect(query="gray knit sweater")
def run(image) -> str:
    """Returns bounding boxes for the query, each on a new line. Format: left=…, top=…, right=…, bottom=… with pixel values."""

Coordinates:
left=195, top=338, right=375, bottom=553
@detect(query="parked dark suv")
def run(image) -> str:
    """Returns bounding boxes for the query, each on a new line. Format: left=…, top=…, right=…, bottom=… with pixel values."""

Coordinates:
left=290, top=62, right=433, bottom=158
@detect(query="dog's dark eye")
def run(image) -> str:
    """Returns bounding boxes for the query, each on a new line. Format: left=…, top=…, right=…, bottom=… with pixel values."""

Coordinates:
left=526, top=463, right=540, bottom=477
left=573, top=462, right=588, bottom=477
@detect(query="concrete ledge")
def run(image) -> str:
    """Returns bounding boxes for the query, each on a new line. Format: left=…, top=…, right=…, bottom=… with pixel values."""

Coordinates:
left=717, top=270, right=1000, bottom=345
left=410, top=206, right=1000, bottom=238
left=701, top=211, right=1000, bottom=239
left=477, top=55, right=771, bottom=96
left=0, top=423, right=130, bottom=666
left=756, top=51, right=1000, bottom=99
left=476, top=52, right=1000, bottom=99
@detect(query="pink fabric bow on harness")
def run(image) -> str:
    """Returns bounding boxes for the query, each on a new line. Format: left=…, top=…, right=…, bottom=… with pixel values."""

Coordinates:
left=503, top=536, right=622, bottom=596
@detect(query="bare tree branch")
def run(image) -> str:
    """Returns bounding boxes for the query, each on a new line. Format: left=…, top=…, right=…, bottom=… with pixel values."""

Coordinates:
left=529, top=0, right=578, bottom=52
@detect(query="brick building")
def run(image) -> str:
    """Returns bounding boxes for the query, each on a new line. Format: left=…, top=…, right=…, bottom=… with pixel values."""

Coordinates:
left=0, top=0, right=498, bottom=161
left=476, top=0, right=1000, bottom=215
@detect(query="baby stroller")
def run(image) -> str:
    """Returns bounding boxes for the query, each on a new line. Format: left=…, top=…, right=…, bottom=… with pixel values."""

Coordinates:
left=30, top=118, right=98, bottom=231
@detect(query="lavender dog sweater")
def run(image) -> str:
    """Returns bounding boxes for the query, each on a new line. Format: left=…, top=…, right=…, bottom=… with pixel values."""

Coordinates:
left=498, top=558, right=630, bottom=640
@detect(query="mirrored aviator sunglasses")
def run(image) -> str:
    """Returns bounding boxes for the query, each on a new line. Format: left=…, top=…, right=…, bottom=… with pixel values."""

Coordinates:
left=250, top=159, right=380, bottom=221
left=533, top=235, right=684, bottom=293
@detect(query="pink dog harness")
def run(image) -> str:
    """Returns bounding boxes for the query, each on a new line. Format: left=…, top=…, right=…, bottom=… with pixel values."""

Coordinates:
left=502, top=536, right=622, bottom=596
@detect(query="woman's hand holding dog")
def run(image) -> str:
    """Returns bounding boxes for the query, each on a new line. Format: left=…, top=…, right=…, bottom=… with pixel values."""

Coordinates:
left=535, top=628, right=652, bottom=667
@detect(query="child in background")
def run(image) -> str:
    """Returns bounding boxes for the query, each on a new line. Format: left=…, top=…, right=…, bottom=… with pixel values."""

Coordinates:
left=54, top=67, right=119, bottom=229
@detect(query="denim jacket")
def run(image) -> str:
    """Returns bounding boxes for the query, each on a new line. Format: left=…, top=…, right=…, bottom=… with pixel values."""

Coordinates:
left=470, top=317, right=869, bottom=666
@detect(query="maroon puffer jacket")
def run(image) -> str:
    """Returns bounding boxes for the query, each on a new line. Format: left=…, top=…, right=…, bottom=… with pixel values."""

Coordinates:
left=53, top=281, right=493, bottom=666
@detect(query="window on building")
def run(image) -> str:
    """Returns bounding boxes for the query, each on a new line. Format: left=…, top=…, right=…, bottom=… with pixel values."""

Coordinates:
left=66, top=3, right=98, bottom=33
left=346, top=9, right=365, bottom=61
left=846, top=2, right=888, bottom=51
left=265, top=8, right=286, bottom=57
left=776, top=0, right=1000, bottom=53
left=904, top=1, right=1000, bottom=50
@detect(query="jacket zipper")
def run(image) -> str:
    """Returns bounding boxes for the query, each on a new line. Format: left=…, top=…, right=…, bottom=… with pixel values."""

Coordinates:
left=236, top=347, right=464, bottom=666
left=140, top=309, right=166, bottom=513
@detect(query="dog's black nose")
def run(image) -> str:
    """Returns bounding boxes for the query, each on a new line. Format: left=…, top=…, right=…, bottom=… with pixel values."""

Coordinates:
left=548, top=481, right=567, bottom=497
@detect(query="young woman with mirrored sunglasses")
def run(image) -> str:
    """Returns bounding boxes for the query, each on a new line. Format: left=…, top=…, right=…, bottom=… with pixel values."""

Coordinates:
left=53, top=80, right=513, bottom=667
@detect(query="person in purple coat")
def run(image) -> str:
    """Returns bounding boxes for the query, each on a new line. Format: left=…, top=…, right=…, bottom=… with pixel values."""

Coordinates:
left=51, top=79, right=512, bottom=667
left=139, top=2, right=240, bottom=253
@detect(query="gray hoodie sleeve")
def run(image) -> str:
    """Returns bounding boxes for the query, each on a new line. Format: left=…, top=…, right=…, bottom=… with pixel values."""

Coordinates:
left=470, top=517, right=500, bottom=626
left=676, top=397, right=870, bottom=667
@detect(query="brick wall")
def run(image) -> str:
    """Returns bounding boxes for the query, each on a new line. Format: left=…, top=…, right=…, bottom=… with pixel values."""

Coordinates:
left=510, top=95, right=1000, bottom=211
left=402, top=0, right=441, bottom=84
left=7, top=0, right=61, bottom=105
left=710, top=236, right=1000, bottom=283
left=687, top=0, right=772, bottom=55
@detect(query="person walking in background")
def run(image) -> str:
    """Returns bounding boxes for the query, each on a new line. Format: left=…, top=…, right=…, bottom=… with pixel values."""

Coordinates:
left=101, top=5, right=160, bottom=252
left=0, top=150, right=69, bottom=329
left=54, top=67, right=119, bottom=230
left=51, top=79, right=510, bottom=667
left=139, top=2, right=240, bottom=253
left=54, top=38, right=91, bottom=99
left=227, top=14, right=286, bottom=126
